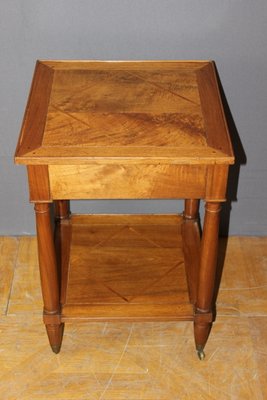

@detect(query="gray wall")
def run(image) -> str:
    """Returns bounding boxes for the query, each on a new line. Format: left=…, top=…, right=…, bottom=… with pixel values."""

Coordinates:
left=0, top=0, right=266, bottom=235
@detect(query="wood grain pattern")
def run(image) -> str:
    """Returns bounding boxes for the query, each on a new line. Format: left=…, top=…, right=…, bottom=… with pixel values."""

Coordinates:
left=14, top=60, right=234, bottom=165
left=62, top=303, right=193, bottom=322
left=54, top=200, right=71, bottom=306
left=48, top=69, right=202, bottom=114
left=27, top=165, right=51, bottom=202
left=0, top=237, right=18, bottom=314
left=17, top=145, right=232, bottom=165
left=60, top=214, right=195, bottom=322
left=194, top=202, right=221, bottom=351
left=15, top=61, right=54, bottom=157
left=182, top=220, right=201, bottom=304
left=34, top=203, right=63, bottom=353
left=205, top=164, right=229, bottom=201
left=49, top=164, right=206, bottom=199
left=196, top=62, right=233, bottom=156
left=42, top=59, right=211, bottom=69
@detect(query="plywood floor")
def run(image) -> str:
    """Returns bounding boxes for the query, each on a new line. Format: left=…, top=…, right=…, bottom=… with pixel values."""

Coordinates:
left=0, top=236, right=266, bottom=399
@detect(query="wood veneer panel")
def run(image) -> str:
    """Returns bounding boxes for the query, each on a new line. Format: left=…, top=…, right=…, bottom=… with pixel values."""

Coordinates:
left=15, top=60, right=234, bottom=166
left=62, top=303, right=193, bottom=322
left=15, top=61, right=54, bottom=157
left=71, top=213, right=182, bottom=225
left=61, top=214, right=193, bottom=322
left=27, top=165, right=51, bottom=202
left=16, top=146, right=232, bottom=165
left=49, top=164, right=206, bottom=199
left=48, top=69, right=202, bottom=114
left=196, top=62, right=234, bottom=159
left=42, top=60, right=210, bottom=70
left=205, top=164, right=229, bottom=201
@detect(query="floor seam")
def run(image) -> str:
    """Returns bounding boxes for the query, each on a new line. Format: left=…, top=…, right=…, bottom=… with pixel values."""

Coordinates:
left=98, top=324, right=134, bottom=400
left=4, top=237, right=20, bottom=316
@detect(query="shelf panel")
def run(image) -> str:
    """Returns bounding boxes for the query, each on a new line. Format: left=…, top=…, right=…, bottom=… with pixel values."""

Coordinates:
left=60, top=214, right=199, bottom=322
left=62, top=303, right=193, bottom=322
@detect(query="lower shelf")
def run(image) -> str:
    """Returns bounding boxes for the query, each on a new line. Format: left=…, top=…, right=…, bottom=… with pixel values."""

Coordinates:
left=58, top=214, right=201, bottom=322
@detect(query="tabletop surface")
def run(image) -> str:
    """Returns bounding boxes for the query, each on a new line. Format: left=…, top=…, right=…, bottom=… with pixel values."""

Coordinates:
left=15, top=60, right=234, bottom=165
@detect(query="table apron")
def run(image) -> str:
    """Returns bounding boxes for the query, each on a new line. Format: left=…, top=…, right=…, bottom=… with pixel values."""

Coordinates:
left=48, top=164, right=207, bottom=200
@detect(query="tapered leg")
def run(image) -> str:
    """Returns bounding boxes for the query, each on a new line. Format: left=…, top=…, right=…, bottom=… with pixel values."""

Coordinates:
left=54, top=200, right=71, bottom=306
left=54, top=201, right=71, bottom=263
left=54, top=200, right=71, bottom=274
left=183, top=199, right=200, bottom=304
left=35, top=203, right=63, bottom=353
left=194, top=202, right=221, bottom=358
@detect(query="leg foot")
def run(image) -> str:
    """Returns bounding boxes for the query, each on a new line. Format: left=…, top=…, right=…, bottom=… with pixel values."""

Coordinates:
left=46, top=323, right=64, bottom=354
left=196, top=345, right=205, bottom=360
left=51, top=345, right=61, bottom=354
left=194, top=319, right=212, bottom=357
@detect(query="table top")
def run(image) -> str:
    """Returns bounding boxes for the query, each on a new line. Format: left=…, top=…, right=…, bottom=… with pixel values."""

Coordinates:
left=15, top=60, right=234, bottom=165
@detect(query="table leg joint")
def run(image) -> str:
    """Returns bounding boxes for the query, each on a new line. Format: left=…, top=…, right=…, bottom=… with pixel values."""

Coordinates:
left=194, top=307, right=213, bottom=324
left=43, top=310, right=62, bottom=325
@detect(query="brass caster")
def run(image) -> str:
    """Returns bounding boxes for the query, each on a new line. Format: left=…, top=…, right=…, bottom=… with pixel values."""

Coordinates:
left=197, top=349, right=205, bottom=360
left=196, top=346, right=205, bottom=360
left=51, top=344, right=61, bottom=354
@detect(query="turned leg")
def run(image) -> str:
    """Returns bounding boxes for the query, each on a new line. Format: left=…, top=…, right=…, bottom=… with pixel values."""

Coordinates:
left=184, top=199, right=199, bottom=220
left=54, top=200, right=71, bottom=271
left=194, top=202, right=221, bottom=359
left=183, top=200, right=200, bottom=304
left=54, top=200, right=71, bottom=267
left=54, top=200, right=71, bottom=305
left=35, top=203, right=63, bottom=353
left=54, top=200, right=70, bottom=221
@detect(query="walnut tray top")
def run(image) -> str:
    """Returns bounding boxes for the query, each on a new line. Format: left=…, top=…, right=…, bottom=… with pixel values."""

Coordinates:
left=15, top=60, right=234, bottom=165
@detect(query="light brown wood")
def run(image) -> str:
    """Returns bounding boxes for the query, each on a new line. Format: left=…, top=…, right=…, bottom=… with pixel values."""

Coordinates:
left=0, top=237, right=18, bottom=314
left=15, top=60, right=234, bottom=166
left=196, top=62, right=233, bottom=155
left=182, top=220, right=201, bottom=304
left=205, top=164, right=229, bottom=201
left=27, top=165, right=51, bottom=202
left=194, top=202, right=221, bottom=351
left=62, top=303, right=193, bottom=322
left=17, top=146, right=234, bottom=165
left=61, top=214, right=194, bottom=322
left=49, top=164, right=206, bottom=199
left=15, top=61, right=54, bottom=157
left=34, top=203, right=63, bottom=353
left=40, top=59, right=212, bottom=69
left=34, top=204, right=60, bottom=312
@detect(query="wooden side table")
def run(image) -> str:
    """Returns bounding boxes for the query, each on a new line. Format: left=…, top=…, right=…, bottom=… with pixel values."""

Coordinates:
left=15, top=60, right=234, bottom=359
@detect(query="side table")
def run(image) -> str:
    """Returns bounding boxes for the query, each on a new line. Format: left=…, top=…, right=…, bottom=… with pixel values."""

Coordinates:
left=15, top=60, right=234, bottom=359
